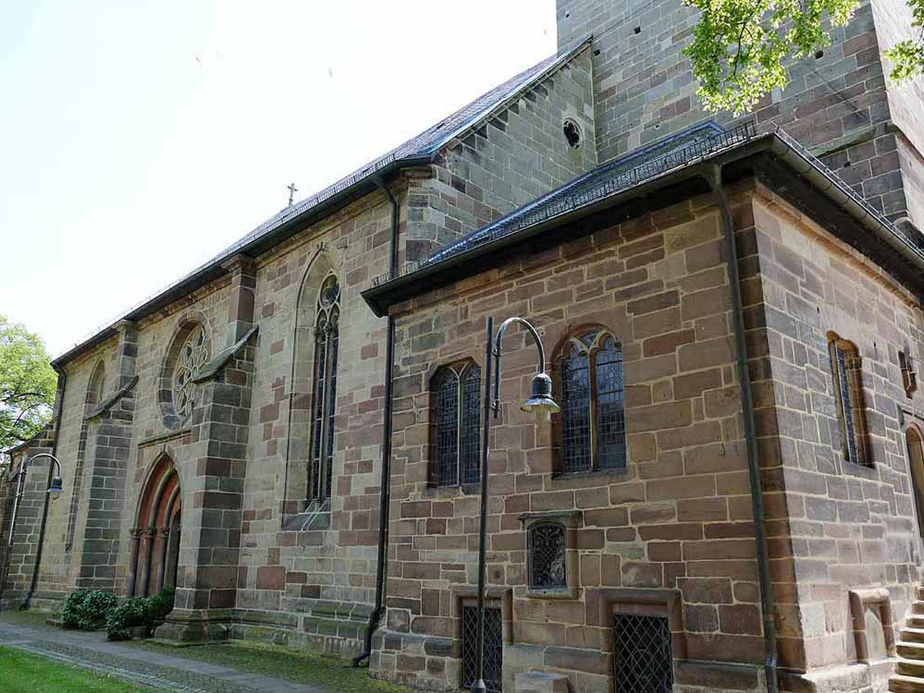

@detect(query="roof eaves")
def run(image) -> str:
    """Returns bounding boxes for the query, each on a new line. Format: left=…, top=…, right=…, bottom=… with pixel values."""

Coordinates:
left=362, top=129, right=924, bottom=316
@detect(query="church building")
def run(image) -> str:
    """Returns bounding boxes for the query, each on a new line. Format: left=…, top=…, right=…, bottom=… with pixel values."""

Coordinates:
left=4, top=1, right=924, bottom=691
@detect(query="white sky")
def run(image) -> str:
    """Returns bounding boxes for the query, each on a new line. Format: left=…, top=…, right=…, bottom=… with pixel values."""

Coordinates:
left=0, top=1, right=557, bottom=357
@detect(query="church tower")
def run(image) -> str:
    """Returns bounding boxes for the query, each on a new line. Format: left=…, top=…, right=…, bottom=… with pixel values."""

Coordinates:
left=557, top=0, right=924, bottom=239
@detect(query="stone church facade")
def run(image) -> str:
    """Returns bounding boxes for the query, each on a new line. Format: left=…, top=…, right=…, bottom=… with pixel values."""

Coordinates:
left=3, top=2, right=924, bottom=692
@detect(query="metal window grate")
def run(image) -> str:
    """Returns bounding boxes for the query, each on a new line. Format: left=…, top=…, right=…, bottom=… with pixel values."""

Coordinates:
left=613, top=613, right=673, bottom=693
left=528, top=522, right=566, bottom=589
left=462, top=606, right=503, bottom=693
left=831, top=342, right=858, bottom=463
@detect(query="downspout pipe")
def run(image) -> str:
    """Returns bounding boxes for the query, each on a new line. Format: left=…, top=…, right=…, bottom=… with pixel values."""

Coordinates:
left=23, top=365, right=67, bottom=610
left=704, top=163, right=779, bottom=693
left=353, top=177, right=399, bottom=667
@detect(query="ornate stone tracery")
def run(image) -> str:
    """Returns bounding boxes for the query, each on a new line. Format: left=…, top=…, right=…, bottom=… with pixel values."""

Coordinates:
left=173, top=325, right=209, bottom=419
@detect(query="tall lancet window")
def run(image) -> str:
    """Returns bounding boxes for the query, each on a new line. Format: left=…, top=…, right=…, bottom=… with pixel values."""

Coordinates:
left=557, top=329, right=626, bottom=474
left=309, top=275, right=341, bottom=502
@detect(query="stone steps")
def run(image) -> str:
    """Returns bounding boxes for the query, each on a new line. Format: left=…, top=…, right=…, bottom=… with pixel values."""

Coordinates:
left=890, top=589, right=924, bottom=692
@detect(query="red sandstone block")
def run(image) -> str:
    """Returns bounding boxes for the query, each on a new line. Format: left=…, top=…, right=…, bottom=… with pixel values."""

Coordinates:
left=256, top=565, right=285, bottom=590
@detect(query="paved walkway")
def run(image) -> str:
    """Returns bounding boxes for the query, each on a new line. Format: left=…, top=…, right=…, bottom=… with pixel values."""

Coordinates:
left=0, top=617, right=323, bottom=692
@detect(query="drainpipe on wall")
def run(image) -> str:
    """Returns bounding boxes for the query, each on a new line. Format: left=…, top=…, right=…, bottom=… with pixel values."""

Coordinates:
left=23, top=365, right=67, bottom=609
left=353, top=177, right=399, bottom=667
left=704, top=163, right=779, bottom=693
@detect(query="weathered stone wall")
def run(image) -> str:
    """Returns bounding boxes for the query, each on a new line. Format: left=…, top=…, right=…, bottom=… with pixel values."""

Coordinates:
left=556, top=0, right=923, bottom=234
left=374, top=190, right=769, bottom=693
left=405, top=46, right=597, bottom=264
left=746, top=183, right=924, bottom=682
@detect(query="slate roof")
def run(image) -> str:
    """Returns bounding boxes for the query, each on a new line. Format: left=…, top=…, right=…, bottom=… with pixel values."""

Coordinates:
left=425, top=120, right=729, bottom=267
left=363, top=121, right=924, bottom=315
left=53, top=37, right=592, bottom=367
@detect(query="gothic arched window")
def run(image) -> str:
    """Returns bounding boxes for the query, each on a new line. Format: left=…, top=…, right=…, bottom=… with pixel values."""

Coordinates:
left=431, top=361, right=481, bottom=487
left=828, top=333, right=870, bottom=466
left=557, top=329, right=626, bottom=474
left=173, top=325, right=209, bottom=420
left=309, top=275, right=341, bottom=502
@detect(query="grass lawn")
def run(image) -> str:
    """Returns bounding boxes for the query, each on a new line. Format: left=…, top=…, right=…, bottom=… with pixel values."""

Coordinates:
left=0, top=646, right=139, bottom=692
left=131, top=638, right=407, bottom=693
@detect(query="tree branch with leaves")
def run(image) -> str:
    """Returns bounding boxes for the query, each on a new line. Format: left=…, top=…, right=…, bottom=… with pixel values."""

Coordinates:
left=0, top=315, right=57, bottom=455
left=683, top=0, right=924, bottom=114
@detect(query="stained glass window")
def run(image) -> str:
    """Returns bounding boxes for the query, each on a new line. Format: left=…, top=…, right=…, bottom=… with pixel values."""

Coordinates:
left=432, top=362, right=481, bottom=487
left=309, top=275, right=341, bottom=501
left=557, top=330, right=626, bottom=473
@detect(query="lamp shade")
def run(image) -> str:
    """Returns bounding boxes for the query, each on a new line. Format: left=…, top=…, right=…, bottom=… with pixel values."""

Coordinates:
left=521, top=372, right=560, bottom=415
left=47, top=476, right=63, bottom=494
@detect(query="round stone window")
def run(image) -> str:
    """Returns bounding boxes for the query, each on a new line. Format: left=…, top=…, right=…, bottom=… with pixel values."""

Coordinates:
left=563, top=118, right=582, bottom=149
left=173, top=325, right=209, bottom=419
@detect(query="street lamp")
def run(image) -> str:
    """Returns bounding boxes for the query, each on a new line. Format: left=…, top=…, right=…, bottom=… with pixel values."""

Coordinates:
left=0, top=453, right=64, bottom=616
left=472, top=316, right=559, bottom=693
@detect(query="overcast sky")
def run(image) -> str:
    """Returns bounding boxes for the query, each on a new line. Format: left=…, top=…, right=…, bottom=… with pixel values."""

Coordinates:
left=0, top=1, right=556, bottom=357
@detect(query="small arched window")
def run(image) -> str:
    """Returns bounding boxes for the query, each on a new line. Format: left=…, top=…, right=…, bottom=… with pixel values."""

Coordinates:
left=828, top=333, right=869, bottom=466
left=528, top=521, right=566, bottom=589
left=309, top=274, right=341, bottom=502
left=431, top=361, right=481, bottom=487
left=557, top=329, right=626, bottom=474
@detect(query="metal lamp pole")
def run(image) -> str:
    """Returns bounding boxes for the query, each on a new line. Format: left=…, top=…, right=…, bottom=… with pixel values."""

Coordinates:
left=472, top=316, right=559, bottom=693
left=0, top=453, right=64, bottom=617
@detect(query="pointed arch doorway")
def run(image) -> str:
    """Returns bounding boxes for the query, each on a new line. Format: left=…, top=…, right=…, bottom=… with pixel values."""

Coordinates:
left=907, top=426, right=924, bottom=540
left=129, top=456, right=181, bottom=596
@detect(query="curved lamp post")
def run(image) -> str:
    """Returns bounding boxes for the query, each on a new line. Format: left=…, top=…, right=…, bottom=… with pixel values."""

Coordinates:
left=0, top=453, right=63, bottom=616
left=472, top=316, right=559, bottom=693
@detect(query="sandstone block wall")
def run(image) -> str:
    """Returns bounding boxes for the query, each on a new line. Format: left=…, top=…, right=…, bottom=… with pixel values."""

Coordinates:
left=556, top=0, right=923, bottom=233
left=405, top=46, right=597, bottom=264
left=746, top=183, right=924, bottom=675
left=375, top=191, right=769, bottom=692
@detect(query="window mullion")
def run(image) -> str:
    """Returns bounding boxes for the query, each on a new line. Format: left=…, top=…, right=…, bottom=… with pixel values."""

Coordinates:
left=457, top=371, right=464, bottom=486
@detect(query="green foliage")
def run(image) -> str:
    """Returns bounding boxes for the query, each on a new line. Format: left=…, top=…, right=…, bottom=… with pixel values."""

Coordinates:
left=148, top=586, right=176, bottom=620
left=883, top=0, right=924, bottom=82
left=0, top=315, right=57, bottom=453
left=105, top=597, right=152, bottom=641
left=61, top=590, right=118, bottom=631
left=684, top=0, right=923, bottom=115
left=105, top=587, right=174, bottom=641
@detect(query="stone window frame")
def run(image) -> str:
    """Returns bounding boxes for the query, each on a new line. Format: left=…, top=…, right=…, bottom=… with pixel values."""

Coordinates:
left=899, top=349, right=918, bottom=398
left=827, top=332, right=871, bottom=467
left=307, top=273, right=341, bottom=505
left=450, top=585, right=514, bottom=657
left=518, top=510, right=581, bottom=599
left=428, top=358, right=482, bottom=490
left=158, top=314, right=211, bottom=431
left=590, top=588, right=686, bottom=664
left=550, top=325, right=628, bottom=478
left=848, top=588, right=895, bottom=663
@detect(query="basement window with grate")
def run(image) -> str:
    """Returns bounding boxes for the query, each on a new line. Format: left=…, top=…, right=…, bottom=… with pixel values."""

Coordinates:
left=461, top=605, right=503, bottom=693
left=613, top=613, right=673, bottom=692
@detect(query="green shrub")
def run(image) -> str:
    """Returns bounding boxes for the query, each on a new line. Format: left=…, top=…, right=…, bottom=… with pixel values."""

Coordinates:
left=149, top=586, right=176, bottom=621
left=61, top=590, right=118, bottom=631
left=106, top=597, right=152, bottom=641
